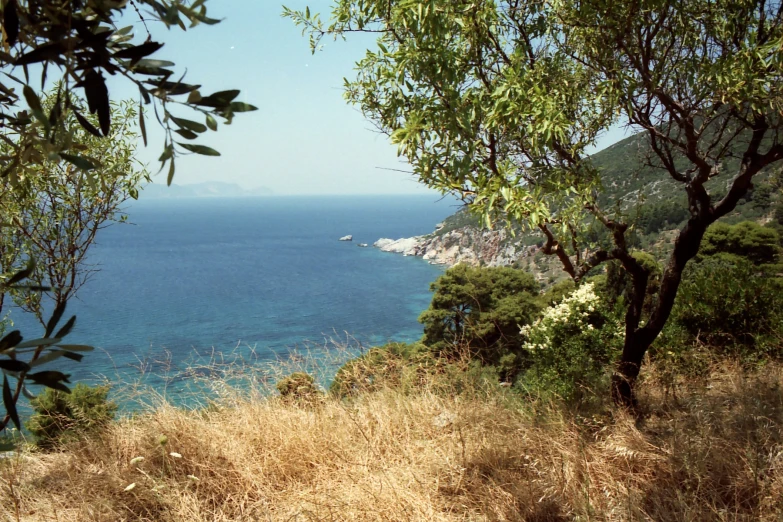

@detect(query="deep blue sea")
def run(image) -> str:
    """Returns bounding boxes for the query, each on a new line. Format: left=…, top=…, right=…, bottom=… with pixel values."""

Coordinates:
left=8, top=195, right=458, bottom=404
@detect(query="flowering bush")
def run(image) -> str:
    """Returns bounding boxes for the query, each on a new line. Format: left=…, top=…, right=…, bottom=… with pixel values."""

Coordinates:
left=518, top=282, right=623, bottom=402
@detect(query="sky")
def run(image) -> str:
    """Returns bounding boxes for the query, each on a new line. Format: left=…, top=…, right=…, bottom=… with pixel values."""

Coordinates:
left=108, top=1, right=629, bottom=195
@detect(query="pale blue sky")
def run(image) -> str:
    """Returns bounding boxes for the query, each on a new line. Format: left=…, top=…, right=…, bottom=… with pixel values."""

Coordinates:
left=112, top=1, right=628, bottom=195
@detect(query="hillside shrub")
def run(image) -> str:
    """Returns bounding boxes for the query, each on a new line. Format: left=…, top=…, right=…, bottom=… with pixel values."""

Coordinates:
left=518, top=283, right=623, bottom=402
left=699, top=221, right=779, bottom=265
left=26, top=383, right=117, bottom=449
left=330, top=342, right=435, bottom=398
left=276, top=373, right=324, bottom=405
left=670, top=256, right=783, bottom=359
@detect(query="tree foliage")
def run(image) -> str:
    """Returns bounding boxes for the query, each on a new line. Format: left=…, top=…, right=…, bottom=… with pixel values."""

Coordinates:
left=1, top=95, right=149, bottom=325
left=0, top=0, right=256, bottom=188
left=418, top=265, right=540, bottom=378
left=0, top=0, right=256, bottom=446
left=287, top=0, right=783, bottom=406
left=0, top=95, right=148, bottom=442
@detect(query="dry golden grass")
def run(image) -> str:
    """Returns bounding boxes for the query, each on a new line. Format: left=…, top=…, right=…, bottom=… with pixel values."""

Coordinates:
left=2, top=361, right=783, bottom=521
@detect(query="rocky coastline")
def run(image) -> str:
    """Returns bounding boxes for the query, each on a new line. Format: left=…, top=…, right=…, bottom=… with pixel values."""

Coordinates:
left=374, top=225, right=541, bottom=268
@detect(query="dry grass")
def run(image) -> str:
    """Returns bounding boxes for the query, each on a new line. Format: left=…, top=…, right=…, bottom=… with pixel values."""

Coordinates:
left=2, top=361, right=783, bottom=521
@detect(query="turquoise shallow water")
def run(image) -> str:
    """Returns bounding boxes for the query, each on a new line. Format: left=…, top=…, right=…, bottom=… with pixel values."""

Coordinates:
left=8, top=195, right=458, bottom=406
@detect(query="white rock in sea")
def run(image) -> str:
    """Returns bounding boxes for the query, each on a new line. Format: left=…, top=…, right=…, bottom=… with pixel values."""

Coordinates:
left=339, top=235, right=353, bottom=241
left=374, top=236, right=424, bottom=255
left=357, top=243, right=368, bottom=247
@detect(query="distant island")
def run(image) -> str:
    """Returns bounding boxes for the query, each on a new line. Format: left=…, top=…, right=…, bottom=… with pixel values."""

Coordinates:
left=141, top=181, right=274, bottom=199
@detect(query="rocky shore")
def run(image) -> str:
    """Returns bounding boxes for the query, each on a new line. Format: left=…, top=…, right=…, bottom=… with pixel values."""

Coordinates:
left=374, top=226, right=540, bottom=268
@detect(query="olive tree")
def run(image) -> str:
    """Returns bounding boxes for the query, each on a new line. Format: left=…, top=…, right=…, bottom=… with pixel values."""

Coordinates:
left=286, top=0, right=783, bottom=406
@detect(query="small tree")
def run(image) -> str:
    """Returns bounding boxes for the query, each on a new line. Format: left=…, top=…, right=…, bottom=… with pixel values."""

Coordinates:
left=0, top=98, right=146, bottom=442
left=287, top=0, right=783, bottom=406
left=2, top=97, right=149, bottom=325
left=419, top=265, right=540, bottom=378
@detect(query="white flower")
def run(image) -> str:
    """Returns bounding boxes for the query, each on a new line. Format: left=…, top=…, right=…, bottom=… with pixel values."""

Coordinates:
left=169, top=452, right=182, bottom=458
left=129, top=456, right=145, bottom=465
left=124, top=483, right=136, bottom=492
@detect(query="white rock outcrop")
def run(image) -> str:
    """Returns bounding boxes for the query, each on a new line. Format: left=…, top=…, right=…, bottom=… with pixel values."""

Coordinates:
left=339, top=235, right=353, bottom=241
left=374, top=227, right=540, bottom=268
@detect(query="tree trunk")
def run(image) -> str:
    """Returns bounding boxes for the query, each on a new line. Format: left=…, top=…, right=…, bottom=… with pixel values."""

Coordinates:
left=611, top=215, right=710, bottom=408
left=611, top=333, right=650, bottom=408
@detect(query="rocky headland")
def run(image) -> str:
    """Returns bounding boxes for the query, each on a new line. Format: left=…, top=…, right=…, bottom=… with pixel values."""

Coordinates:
left=374, top=225, right=540, bottom=268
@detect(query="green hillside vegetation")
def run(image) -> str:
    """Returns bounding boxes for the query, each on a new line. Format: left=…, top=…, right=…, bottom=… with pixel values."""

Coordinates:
left=436, top=130, right=783, bottom=255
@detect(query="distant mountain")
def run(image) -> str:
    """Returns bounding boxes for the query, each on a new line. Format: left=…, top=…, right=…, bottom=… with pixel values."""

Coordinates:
left=140, top=182, right=274, bottom=199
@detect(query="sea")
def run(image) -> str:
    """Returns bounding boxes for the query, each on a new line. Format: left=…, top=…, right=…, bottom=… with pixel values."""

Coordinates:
left=7, top=195, right=459, bottom=408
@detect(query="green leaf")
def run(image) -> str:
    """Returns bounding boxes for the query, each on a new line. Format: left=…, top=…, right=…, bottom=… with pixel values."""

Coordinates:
left=139, top=103, right=147, bottom=147
left=177, top=142, right=220, bottom=156
left=15, top=337, right=61, bottom=349
left=53, top=315, right=76, bottom=339
left=170, top=116, right=207, bottom=133
left=79, top=69, right=110, bottom=136
left=46, top=302, right=66, bottom=338
left=25, top=371, right=71, bottom=393
left=195, top=89, right=240, bottom=108
left=167, top=157, right=176, bottom=186
left=206, top=114, right=217, bottom=131
left=5, top=258, right=34, bottom=286
left=135, top=58, right=175, bottom=68
left=2, top=376, right=20, bottom=430
left=23, top=85, right=48, bottom=127
left=0, top=359, right=29, bottom=372
left=28, top=350, right=66, bottom=368
left=56, top=345, right=94, bottom=352
left=229, top=102, right=258, bottom=112
left=73, top=109, right=102, bottom=138
left=0, top=331, right=22, bottom=352
left=59, top=153, right=96, bottom=171
left=28, top=349, right=84, bottom=368
left=113, top=41, right=164, bottom=65
left=60, top=351, right=84, bottom=362
left=175, top=128, right=198, bottom=140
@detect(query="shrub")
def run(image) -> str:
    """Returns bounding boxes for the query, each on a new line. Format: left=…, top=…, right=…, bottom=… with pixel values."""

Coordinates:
left=329, top=342, right=435, bottom=398
left=518, top=283, right=623, bottom=403
left=26, top=383, right=117, bottom=449
left=669, top=256, right=783, bottom=358
left=276, top=373, right=324, bottom=405
left=699, top=221, right=780, bottom=265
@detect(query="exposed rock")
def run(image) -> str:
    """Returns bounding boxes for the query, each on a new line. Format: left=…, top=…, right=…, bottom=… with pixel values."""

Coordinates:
left=339, top=235, right=353, bottom=241
left=375, top=227, right=540, bottom=268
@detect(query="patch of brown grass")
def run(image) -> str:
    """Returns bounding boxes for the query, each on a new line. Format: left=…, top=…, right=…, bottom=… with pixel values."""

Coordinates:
left=2, top=361, right=783, bottom=521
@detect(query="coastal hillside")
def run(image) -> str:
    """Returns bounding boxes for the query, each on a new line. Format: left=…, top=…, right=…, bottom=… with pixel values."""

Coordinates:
left=375, top=131, right=782, bottom=282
